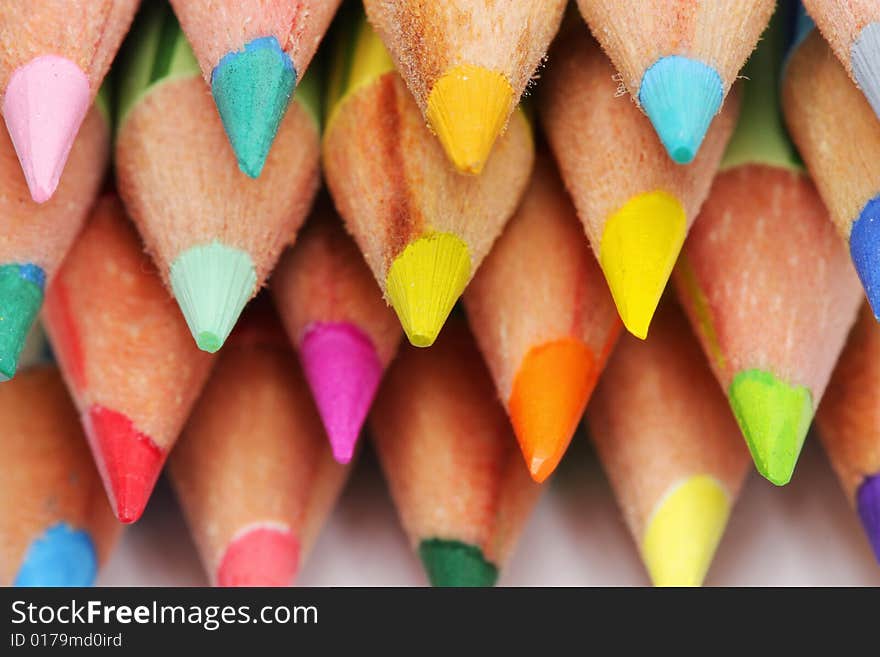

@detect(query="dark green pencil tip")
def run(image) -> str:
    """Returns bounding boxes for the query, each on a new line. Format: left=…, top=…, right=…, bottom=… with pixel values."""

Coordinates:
left=728, top=369, right=813, bottom=486
left=0, top=264, right=45, bottom=380
left=211, top=36, right=297, bottom=178
left=418, top=539, right=498, bottom=587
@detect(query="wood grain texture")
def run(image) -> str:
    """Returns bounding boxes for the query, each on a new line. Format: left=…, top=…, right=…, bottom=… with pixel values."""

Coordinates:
left=803, top=0, right=878, bottom=77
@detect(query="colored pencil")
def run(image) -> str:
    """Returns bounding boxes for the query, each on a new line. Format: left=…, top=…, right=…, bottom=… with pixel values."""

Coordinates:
left=362, top=0, right=565, bottom=175
left=464, top=152, right=621, bottom=483
left=0, top=94, right=109, bottom=381
left=674, top=15, right=864, bottom=486
left=272, top=201, right=402, bottom=465
left=586, top=301, right=750, bottom=587
left=0, top=365, right=120, bottom=586
left=815, top=304, right=880, bottom=563
left=782, top=25, right=880, bottom=321
left=370, top=317, right=542, bottom=587
left=43, top=195, right=215, bottom=524
left=170, top=300, right=351, bottom=587
left=576, top=0, right=773, bottom=164
left=0, top=0, right=137, bottom=202
left=803, top=0, right=880, bottom=120
left=323, top=14, right=534, bottom=348
left=115, top=3, right=321, bottom=354
left=539, top=25, right=738, bottom=340
left=168, top=0, right=340, bottom=177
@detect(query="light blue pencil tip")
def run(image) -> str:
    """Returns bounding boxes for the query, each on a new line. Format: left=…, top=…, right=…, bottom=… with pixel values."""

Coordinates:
left=850, top=196, right=880, bottom=320
left=14, top=523, right=98, bottom=587
left=639, top=56, right=724, bottom=164
left=211, top=36, right=297, bottom=178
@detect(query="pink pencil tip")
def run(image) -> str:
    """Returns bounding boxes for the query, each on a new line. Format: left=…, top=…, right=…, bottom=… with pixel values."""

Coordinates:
left=82, top=405, right=165, bottom=524
left=299, top=323, right=383, bottom=464
left=2, top=55, right=90, bottom=203
left=217, top=525, right=300, bottom=587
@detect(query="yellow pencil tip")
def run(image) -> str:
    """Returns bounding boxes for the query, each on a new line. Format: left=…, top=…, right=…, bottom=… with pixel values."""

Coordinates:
left=385, top=233, right=471, bottom=347
left=426, top=64, right=513, bottom=175
left=641, top=475, right=731, bottom=587
left=599, top=191, right=686, bottom=340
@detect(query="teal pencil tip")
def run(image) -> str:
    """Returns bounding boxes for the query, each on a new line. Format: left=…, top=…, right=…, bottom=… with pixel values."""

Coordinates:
left=418, top=538, right=498, bottom=587
left=170, top=241, right=257, bottom=353
left=639, top=56, right=724, bottom=164
left=728, top=369, right=813, bottom=486
left=0, top=263, right=45, bottom=380
left=211, top=36, right=297, bottom=178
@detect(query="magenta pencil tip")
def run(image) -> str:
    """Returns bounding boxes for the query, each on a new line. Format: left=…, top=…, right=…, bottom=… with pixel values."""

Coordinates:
left=2, top=55, right=90, bottom=203
left=299, top=322, right=382, bottom=463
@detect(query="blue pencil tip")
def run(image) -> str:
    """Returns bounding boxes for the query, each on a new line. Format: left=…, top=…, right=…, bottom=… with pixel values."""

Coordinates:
left=638, top=56, right=724, bottom=164
left=14, top=524, right=98, bottom=587
left=850, top=196, right=880, bottom=320
left=211, top=36, right=297, bottom=178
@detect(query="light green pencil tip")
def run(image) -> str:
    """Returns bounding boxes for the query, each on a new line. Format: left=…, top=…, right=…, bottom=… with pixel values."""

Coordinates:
left=728, top=369, right=813, bottom=486
left=170, top=242, right=257, bottom=353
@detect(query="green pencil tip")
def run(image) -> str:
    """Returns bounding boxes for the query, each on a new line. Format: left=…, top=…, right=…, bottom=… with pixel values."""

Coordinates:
left=0, top=264, right=45, bottom=380
left=418, top=539, right=498, bottom=587
left=728, top=369, right=813, bottom=486
left=211, top=36, right=297, bottom=178
left=170, top=242, right=257, bottom=353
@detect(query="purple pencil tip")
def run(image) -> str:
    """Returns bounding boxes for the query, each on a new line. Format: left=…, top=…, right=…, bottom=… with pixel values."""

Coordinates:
left=856, top=473, right=880, bottom=563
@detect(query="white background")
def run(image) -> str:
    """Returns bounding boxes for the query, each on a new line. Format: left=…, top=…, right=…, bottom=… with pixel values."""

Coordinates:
left=97, top=434, right=880, bottom=587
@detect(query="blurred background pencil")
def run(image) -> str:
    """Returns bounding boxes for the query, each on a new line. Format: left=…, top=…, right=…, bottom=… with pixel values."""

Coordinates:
left=323, top=14, right=533, bottom=348
left=170, top=300, right=351, bottom=587
left=587, top=302, right=750, bottom=587
left=576, top=0, right=772, bottom=164
left=803, top=0, right=880, bottom=120
left=0, top=0, right=137, bottom=202
left=816, top=304, right=880, bottom=563
left=370, top=317, right=542, bottom=587
left=675, top=13, right=864, bottom=485
left=169, top=0, right=340, bottom=177
left=363, top=0, right=565, bottom=174
left=43, top=195, right=215, bottom=524
left=272, top=202, right=402, bottom=465
left=0, top=90, right=109, bottom=381
left=1, top=364, right=121, bottom=586
left=540, top=24, right=737, bottom=340
left=782, top=25, right=880, bottom=321
left=115, top=3, right=321, bottom=354
left=464, top=152, right=621, bottom=483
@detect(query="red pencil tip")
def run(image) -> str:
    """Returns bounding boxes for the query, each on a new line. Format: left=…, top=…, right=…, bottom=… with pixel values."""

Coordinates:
left=83, top=405, right=165, bottom=523
left=216, top=525, right=300, bottom=587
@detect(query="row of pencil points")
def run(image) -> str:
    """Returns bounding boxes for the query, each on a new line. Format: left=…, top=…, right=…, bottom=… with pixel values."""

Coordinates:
left=1, top=0, right=879, bottom=587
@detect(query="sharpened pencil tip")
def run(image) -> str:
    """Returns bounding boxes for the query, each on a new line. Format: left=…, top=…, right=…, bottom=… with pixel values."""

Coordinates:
left=728, top=369, right=813, bottom=486
left=0, top=263, right=45, bottom=381
left=2, top=55, right=90, bottom=202
left=299, top=323, right=383, bottom=464
left=849, top=196, right=880, bottom=320
left=385, top=233, right=470, bottom=348
left=217, top=525, right=300, bottom=587
left=211, top=36, right=297, bottom=178
left=426, top=64, right=513, bottom=174
left=83, top=405, right=165, bottom=524
left=852, top=23, right=880, bottom=121
left=510, top=338, right=597, bottom=483
left=170, top=241, right=257, bottom=353
left=599, top=191, right=686, bottom=340
left=14, top=523, right=98, bottom=587
left=639, top=56, right=723, bottom=164
left=642, top=475, right=730, bottom=587
left=857, top=474, right=880, bottom=563
left=418, top=538, right=498, bottom=587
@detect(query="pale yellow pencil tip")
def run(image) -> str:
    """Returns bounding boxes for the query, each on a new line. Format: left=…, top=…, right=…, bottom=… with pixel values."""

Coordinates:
left=426, top=64, right=513, bottom=175
left=641, top=475, right=731, bottom=587
left=599, top=191, right=686, bottom=340
left=385, top=232, right=471, bottom=348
